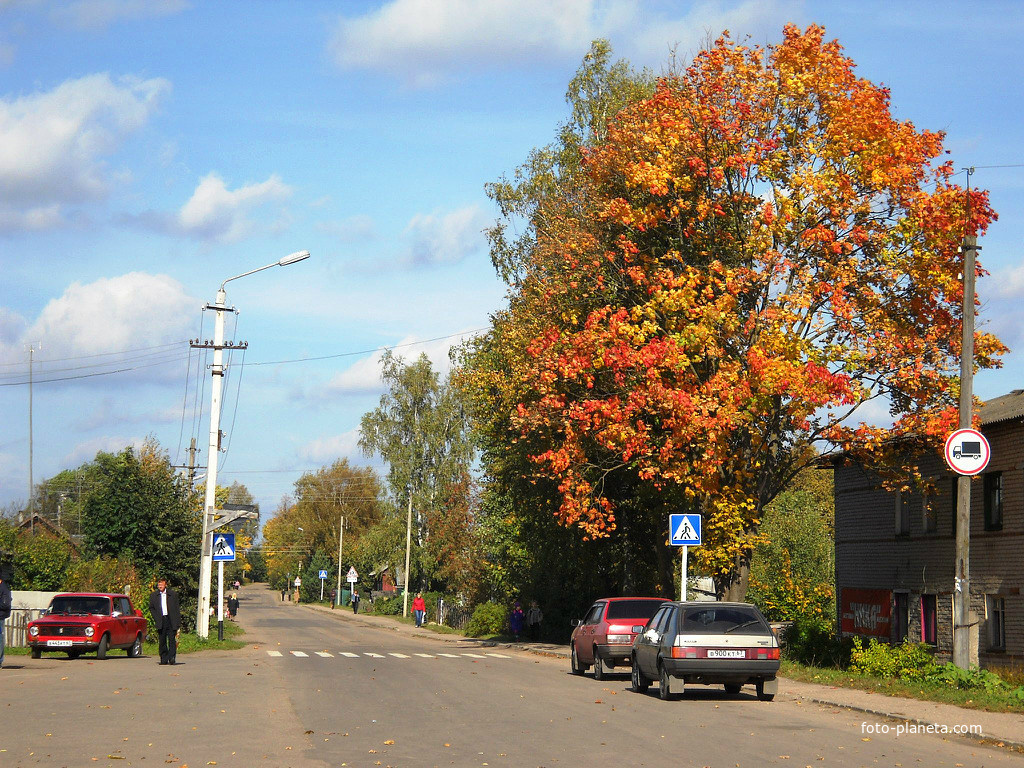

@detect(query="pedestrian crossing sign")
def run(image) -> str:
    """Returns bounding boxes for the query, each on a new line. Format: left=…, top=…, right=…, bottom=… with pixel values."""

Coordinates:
left=318, top=570, right=328, bottom=579
left=212, top=532, right=236, bottom=561
left=669, top=514, right=701, bottom=546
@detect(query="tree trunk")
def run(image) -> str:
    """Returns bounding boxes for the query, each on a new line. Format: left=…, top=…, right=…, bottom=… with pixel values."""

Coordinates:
left=716, top=551, right=751, bottom=602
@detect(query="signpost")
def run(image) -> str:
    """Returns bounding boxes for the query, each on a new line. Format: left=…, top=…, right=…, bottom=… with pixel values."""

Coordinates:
left=319, top=569, right=329, bottom=601
left=211, top=533, right=235, bottom=641
left=668, top=514, right=702, bottom=601
left=346, top=566, right=358, bottom=584
left=944, top=428, right=990, bottom=476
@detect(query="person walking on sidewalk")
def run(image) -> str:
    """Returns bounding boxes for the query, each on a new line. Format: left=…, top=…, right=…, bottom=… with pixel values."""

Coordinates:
left=351, top=590, right=360, bottom=614
left=510, top=601, right=525, bottom=642
left=412, top=593, right=426, bottom=627
left=0, top=572, right=11, bottom=669
left=526, top=600, right=543, bottom=641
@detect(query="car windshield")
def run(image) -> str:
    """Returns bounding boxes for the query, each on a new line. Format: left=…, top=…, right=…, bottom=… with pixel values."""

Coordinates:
left=48, top=596, right=111, bottom=616
left=679, top=606, right=770, bottom=635
left=605, top=600, right=666, bottom=620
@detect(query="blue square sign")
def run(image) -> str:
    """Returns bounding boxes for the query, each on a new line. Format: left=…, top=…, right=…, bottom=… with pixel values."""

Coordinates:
left=212, top=532, right=235, bottom=562
left=669, top=514, right=701, bottom=546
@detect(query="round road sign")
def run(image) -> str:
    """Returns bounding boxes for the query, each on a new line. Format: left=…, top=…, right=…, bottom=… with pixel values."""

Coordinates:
left=944, top=428, right=991, bottom=475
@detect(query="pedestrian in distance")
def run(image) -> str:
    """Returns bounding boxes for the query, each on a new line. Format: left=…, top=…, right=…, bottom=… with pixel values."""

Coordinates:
left=0, top=571, right=11, bottom=669
left=510, top=601, right=525, bottom=643
left=351, top=590, right=360, bottom=614
left=148, top=577, right=181, bottom=665
left=412, top=592, right=426, bottom=627
left=228, top=593, right=239, bottom=620
left=526, top=600, right=543, bottom=641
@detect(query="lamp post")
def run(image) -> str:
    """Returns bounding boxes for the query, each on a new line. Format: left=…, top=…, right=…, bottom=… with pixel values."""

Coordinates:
left=196, top=250, right=310, bottom=639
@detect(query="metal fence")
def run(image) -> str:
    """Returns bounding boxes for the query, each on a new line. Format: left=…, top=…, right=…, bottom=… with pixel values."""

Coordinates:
left=3, top=609, right=44, bottom=648
left=436, top=598, right=471, bottom=630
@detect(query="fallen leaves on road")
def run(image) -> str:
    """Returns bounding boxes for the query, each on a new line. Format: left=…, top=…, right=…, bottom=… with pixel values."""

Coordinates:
left=384, top=740, right=395, bottom=745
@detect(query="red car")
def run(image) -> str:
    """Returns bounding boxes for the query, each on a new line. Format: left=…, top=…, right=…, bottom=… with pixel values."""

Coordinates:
left=571, top=597, right=668, bottom=679
left=27, top=593, right=147, bottom=660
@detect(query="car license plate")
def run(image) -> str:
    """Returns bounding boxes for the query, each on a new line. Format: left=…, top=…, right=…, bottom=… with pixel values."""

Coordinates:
left=46, top=639, right=73, bottom=647
left=707, top=649, right=744, bottom=658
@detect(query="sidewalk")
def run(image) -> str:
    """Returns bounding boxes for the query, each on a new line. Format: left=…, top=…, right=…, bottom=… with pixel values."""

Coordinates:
left=297, top=597, right=1024, bottom=750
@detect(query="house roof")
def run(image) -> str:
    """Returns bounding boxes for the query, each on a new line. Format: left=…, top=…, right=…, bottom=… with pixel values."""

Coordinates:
left=980, top=390, right=1024, bottom=426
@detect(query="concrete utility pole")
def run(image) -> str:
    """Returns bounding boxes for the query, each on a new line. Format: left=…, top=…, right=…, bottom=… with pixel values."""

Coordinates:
left=193, top=250, right=310, bottom=638
left=335, top=515, right=344, bottom=607
left=953, top=231, right=979, bottom=670
left=26, top=342, right=40, bottom=524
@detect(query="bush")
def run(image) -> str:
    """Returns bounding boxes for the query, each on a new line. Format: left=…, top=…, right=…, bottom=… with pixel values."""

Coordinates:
left=850, top=637, right=935, bottom=681
left=783, top=616, right=853, bottom=668
left=369, top=595, right=404, bottom=616
left=464, top=601, right=509, bottom=638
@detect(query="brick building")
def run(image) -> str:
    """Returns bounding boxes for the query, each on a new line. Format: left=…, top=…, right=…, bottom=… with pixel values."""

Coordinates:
left=834, top=390, right=1024, bottom=668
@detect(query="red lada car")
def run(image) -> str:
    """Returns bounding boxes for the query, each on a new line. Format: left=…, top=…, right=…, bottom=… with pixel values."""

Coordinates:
left=27, top=593, right=147, bottom=660
left=570, top=597, right=668, bottom=679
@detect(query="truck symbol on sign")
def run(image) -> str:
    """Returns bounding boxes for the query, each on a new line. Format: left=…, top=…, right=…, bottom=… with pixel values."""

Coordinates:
left=953, top=441, right=982, bottom=460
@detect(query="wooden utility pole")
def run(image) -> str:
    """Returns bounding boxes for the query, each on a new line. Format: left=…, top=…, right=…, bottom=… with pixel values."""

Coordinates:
left=953, top=232, right=978, bottom=670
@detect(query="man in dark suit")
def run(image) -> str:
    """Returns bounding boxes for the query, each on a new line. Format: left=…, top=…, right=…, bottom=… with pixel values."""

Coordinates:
left=148, top=577, right=181, bottom=665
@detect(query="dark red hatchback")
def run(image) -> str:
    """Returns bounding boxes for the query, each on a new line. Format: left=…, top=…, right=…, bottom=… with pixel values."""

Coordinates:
left=570, top=597, right=668, bottom=679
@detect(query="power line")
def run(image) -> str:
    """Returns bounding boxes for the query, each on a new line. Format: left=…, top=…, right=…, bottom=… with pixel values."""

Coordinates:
left=0, top=355, right=186, bottom=387
left=0, top=340, right=187, bottom=368
left=245, top=329, right=486, bottom=366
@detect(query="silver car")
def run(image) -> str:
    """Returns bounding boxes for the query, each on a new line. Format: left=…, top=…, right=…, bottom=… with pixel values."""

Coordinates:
left=631, top=601, right=780, bottom=701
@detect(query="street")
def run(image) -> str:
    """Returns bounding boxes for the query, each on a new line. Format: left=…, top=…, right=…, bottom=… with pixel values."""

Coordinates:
left=0, top=585, right=1019, bottom=767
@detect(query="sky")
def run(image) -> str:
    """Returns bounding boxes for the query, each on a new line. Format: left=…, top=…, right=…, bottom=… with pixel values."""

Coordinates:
left=1, top=0, right=1022, bottom=518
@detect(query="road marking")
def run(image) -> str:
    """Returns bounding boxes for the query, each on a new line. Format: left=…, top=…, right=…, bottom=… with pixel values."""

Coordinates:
left=414, top=653, right=434, bottom=658
left=485, top=653, right=510, bottom=658
left=339, top=652, right=360, bottom=658
left=462, top=653, right=486, bottom=658
left=437, top=653, right=460, bottom=657
left=291, top=651, right=309, bottom=657
left=267, top=651, right=283, bottom=657
left=388, top=653, right=411, bottom=658
left=315, top=651, right=333, bottom=657
left=365, top=652, right=384, bottom=658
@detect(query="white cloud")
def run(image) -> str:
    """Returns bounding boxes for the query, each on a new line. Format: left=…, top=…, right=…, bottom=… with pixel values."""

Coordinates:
left=405, top=204, right=488, bottom=266
left=316, top=213, right=376, bottom=242
left=0, top=273, right=196, bottom=383
left=51, top=0, right=189, bottom=30
left=323, top=329, right=478, bottom=396
left=176, top=172, right=292, bottom=243
left=299, top=428, right=362, bottom=463
left=63, top=435, right=146, bottom=466
left=76, top=400, right=180, bottom=432
left=0, top=72, right=169, bottom=230
left=992, top=264, right=1024, bottom=300
left=328, top=0, right=799, bottom=86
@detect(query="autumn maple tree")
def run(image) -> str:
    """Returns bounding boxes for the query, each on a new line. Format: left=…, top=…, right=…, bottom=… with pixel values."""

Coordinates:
left=461, top=26, right=1004, bottom=598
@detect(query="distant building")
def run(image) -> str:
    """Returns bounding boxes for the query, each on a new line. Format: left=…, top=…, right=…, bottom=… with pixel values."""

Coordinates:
left=833, top=390, right=1024, bottom=669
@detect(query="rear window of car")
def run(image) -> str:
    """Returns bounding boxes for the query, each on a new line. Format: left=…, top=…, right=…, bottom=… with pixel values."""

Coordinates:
left=679, top=606, right=770, bottom=635
left=48, top=596, right=111, bottom=616
left=605, top=600, right=666, bottom=620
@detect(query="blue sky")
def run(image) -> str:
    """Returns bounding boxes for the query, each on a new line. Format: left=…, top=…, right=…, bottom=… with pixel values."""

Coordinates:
left=1, top=0, right=1022, bottom=516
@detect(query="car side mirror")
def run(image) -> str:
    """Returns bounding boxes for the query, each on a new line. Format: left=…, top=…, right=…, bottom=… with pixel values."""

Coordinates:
left=632, top=625, right=645, bottom=634
left=572, top=619, right=582, bottom=627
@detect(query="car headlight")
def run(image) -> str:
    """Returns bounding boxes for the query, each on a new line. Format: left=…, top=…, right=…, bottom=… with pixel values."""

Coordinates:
left=29, top=625, right=39, bottom=637
left=607, top=634, right=632, bottom=644
left=85, top=626, right=95, bottom=637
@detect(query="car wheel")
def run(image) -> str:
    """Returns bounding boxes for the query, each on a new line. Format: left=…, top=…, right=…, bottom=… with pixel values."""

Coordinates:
left=31, top=647, right=41, bottom=659
left=128, top=633, right=143, bottom=658
left=570, top=644, right=587, bottom=676
left=630, top=655, right=650, bottom=693
left=756, top=681, right=775, bottom=702
left=658, top=661, right=676, bottom=701
left=593, top=650, right=606, bottom=680
left=96, top=633, right=109, bottom=660
left=724, top=683, right=742, bottom=695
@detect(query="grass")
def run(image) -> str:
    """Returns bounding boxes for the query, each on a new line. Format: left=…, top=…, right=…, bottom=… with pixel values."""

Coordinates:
left=781, top=659, right=1024, bottom=714
left=4, top=621, right=247, bottom=658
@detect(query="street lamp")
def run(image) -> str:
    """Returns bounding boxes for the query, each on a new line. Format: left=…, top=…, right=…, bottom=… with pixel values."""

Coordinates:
left=196, top=250, right=310, bottom=639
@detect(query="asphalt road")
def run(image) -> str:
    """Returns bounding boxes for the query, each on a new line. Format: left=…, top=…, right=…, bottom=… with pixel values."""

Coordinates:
left=1, top=586, right=1019, bottom=767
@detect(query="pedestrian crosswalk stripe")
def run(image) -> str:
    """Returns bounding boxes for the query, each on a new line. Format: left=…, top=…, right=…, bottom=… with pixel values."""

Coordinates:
left=414, top=653, right=434, bottom=658
left=462, top=653, right=486, bottom=658
left=365, top=652, right=384, bottom=658
left=485, top=653, right=509, bottom=658
left=388, top=653, right=410, bottom=658
left=264, top=649, right=512, bottom=661
left=291, top=651, right=308, bottom=657
left=340, top=652, right=359, bottom=657
left=316, top=651, right=333, bottom=657
left=437, top=653, right=460, bottom=657
left=267, top=650, right=283, bottom=657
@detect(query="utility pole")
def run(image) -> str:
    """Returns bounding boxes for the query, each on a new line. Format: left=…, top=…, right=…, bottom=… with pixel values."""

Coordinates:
left=953, top=230, right=979, bottom=670
left=26, top=342, right=40, bottom=527
left=335, top=515, right=344, bottom=607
